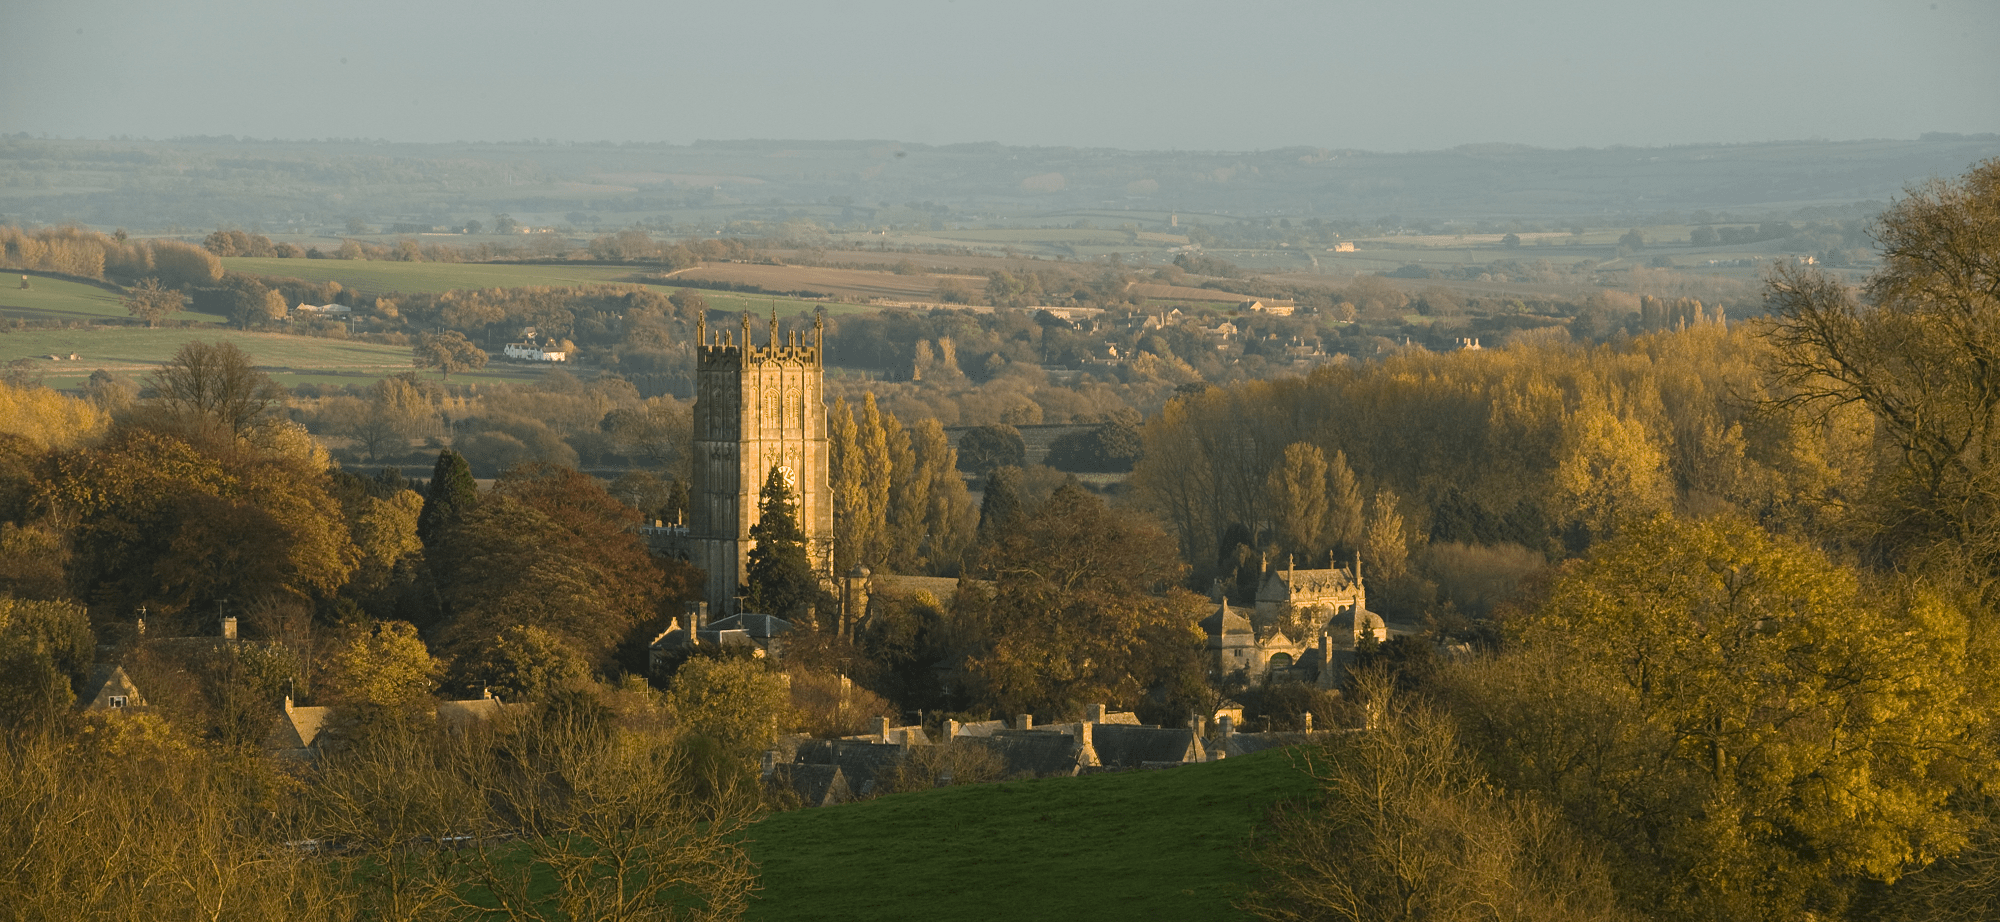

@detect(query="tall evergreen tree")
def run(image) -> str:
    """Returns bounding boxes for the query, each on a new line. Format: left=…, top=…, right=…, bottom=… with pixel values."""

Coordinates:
left=416, top=449, right=477, bottom=548
left=744, top=466, right=818, bottom=618
left=978, top=466, right=1026, bottom=545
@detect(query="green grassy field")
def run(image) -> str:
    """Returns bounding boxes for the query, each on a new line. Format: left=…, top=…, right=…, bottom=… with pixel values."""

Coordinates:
left=220, top=258, right=647, bottom=297
left=742, top=747, right=1315, bottom=922
left=0, top=327, right=544, bottom=391
left=0, top=276, right=229, bottom=325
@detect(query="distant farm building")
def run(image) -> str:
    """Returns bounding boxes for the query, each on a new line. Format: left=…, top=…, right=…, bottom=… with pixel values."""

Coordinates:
left=293, top=303, right=352, bottom=316
left=504, top=340, right=568, bottom=362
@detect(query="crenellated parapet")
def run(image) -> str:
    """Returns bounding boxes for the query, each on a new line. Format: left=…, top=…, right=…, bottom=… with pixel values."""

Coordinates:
left=696, top=309, right=824, bottom=368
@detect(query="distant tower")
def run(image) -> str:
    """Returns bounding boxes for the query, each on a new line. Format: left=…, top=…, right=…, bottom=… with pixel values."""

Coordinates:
left=689, top=310, right=833, bottom=614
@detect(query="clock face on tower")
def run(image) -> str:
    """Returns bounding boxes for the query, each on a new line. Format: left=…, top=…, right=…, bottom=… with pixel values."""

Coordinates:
left=777, top=465, right=797, bottom=492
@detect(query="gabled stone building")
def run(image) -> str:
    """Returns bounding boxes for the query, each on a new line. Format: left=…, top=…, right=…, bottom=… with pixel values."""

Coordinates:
left=1202, top=560, right=1391, bottom=687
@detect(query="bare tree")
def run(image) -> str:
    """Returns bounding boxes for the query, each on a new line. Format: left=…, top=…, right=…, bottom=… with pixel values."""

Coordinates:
left=147, top=339, right=286, bottom=436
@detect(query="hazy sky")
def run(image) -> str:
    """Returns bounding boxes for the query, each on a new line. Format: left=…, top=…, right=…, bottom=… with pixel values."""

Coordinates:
left=4, top=0, right=1995, bottom=152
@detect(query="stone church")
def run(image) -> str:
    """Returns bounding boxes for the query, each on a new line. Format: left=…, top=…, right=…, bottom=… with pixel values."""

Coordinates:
left=653, top=311, right=834, bottom=616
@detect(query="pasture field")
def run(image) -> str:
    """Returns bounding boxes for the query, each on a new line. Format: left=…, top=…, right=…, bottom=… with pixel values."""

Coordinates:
left=0, top=276, right=229, bottom=325
left=744, top=747, right=1315, bottom=922
left=0, top=327, right=543, bottom=391
left=220, top=258, right=645, bottom=297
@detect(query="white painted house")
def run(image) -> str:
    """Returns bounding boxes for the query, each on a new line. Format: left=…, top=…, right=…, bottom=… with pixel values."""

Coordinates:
left=504, top=341, right=568, bottom=362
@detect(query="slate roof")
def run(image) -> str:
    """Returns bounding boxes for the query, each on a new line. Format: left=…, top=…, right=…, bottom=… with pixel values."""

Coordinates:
left=1199, top=600, right=1253, bottom=637
left=1222, top=731, right=1315, bottom=758
left=950, top=719, right=1009, bottom=738
left=1091, top=724, right=1206, bottom=768
left=1258, top=567, right=1362, bottom=603
left=1322, top=606, right=1389, bottom=649
left=793, top=739, right=912, bottom=798
left=771, top=763, right=852, bottom=807
left=436, top=694, right=510, bottom=730
left=265, top=699, right=334, bottom=757
left=78, top=665, right=144, bottom=711
left=704, top=612, right=793, bottom=639
left=963, top=731, right=1088, bottom=778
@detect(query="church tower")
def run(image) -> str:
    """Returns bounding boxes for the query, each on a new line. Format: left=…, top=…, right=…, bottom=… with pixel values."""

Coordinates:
left=689, top=310, right=834, bottom=614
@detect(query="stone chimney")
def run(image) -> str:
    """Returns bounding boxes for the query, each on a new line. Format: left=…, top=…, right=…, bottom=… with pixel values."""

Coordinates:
left=1303, top=711, right=1314, bottom=733
left=877, top=716, right=893, bottom=743
left=687, top=601, right=708, bottom=631
left=1220, top=714, right=1235, bottom=740
left=1087, top=703, right=1108, bottom=724
left=220, top=615, right=237, bottom=641
left=943, top=718, right=961, bottom=740
left=1016, top=713, right=1033, bottom=731
left=1077, top=721, right=1099, bottom=767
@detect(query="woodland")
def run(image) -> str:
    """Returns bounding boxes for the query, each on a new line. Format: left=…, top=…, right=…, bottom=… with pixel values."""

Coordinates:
left=0, top=158, right=1995, bottom=921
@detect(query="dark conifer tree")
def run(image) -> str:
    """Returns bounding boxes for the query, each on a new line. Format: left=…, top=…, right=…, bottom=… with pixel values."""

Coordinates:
left=743, top=466, right=817, bottom=618
left=416, top=449, right=477, bottom=548
left=977, top=466, right=1025, bottom=544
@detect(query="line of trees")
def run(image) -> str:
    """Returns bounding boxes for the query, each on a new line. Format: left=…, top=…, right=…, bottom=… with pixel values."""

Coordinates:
left=1243, top=158, right=2000, bottom=922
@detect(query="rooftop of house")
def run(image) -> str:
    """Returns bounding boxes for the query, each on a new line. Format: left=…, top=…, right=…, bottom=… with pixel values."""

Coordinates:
left=1199, top=599, right=1254, bottom=637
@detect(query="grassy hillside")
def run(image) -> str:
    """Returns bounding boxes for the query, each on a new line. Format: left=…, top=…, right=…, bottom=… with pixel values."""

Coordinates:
left=743, top=747, right=1315, bottom=922
left=0, top=275, right=228, bottom=325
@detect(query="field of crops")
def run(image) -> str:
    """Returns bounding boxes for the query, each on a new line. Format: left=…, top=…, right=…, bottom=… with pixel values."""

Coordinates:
left=0, top=327, right=544, bottom=391
left=220, top=258, right=647, bottom=297
left=670, top=264, right=986, bottom=304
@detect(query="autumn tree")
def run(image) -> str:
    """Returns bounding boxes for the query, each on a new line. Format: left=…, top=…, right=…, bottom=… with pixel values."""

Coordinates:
left=123, top=277, right=186, bottom=328
left=828, top=398, right=870, bottom=575
left=1477, top=515, right=1991, bottom=921
left=413, top=330, right=488, bottom=382
left=1268, top=442, right=1330, bottom=564
left=42, top=426, right=358, bottom=621
left=1250, top=685, right=1623, bottom=922
left=429, top=464, right=668, bottom=678
left=905, top=417, right=976, bottom=574
left=1325, top=449, right=1366, bottom=561
left=1361, top=487, right=1409, bottom=581
left=1763, top=157, right=2000, bottom=588
left=956, top=423, right=1024, bottom=475
left=0, top=595, right=93, bottom=734
left=146, top=339, right=286, bottom=437
left=956, top=484, right=1204, bottom=718
left=668, top=656, right=794, bottom=757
